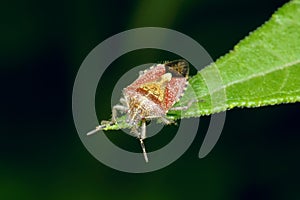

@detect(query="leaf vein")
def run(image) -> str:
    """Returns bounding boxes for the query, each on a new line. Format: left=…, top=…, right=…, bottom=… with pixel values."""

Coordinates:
left=200, top=59, right=300, bottom=99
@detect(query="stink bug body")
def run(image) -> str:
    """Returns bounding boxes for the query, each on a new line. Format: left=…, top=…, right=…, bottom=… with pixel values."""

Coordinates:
left=87, top=59, right=196, bottom=162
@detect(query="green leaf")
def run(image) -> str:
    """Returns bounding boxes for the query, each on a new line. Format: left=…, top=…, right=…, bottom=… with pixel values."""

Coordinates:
left=169, top=0, right=300, bottom=119
left=103, top=0, right=300, bottom=130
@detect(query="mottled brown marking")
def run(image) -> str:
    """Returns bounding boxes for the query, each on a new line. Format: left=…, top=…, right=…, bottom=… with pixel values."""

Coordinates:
left=165, top=59, right=189, bottom=78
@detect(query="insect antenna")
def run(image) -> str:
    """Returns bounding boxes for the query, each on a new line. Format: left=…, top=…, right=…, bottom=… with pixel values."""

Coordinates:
left=86, top=125, right=105, bottom=135
left=86, top=125, right=105, bottom=136
left=139, top=138, right=149, bottom=163
left=86, top=121, right=117, bottom=136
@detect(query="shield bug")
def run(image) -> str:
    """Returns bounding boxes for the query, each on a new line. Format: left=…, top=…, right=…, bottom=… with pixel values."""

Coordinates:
left=87, top=59, right=196, bottom=162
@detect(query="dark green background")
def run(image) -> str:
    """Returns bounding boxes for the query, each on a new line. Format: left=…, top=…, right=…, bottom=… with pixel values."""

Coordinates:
left=1, top=0, right=299, bottom=199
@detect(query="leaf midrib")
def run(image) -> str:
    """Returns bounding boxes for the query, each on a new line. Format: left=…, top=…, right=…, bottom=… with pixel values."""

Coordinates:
left=197, top=59, right=300, bottom=99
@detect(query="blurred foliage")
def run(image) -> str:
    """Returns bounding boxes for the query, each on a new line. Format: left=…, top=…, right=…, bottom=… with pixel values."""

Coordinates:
left=1, top=0, right=299, bottom=200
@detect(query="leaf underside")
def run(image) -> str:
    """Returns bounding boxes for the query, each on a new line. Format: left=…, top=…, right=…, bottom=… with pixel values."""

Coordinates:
left=103, top=0, right=300, bottom=130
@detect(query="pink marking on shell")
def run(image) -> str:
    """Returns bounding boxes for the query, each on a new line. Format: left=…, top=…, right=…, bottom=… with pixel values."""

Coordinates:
left=164, top=77, right=187, bottom=111
left=125, top=64, right=166, bottom=90
left=123, top=63, right=188, bottom=113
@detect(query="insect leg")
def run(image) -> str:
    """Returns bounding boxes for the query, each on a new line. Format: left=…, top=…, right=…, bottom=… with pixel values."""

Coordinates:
left=169, top=99, right=198, bottom=111
left=139, top=138, right=149, bottom=163
left=87, top=104, right=128, bottom=136
left=120, top=97, right=127, bottom=106
left=112, top=104, right=128, bottom=122
left=140, top=119, right=146, bottom=139
left=159, top=117, right=174, bottom=125
left=145, top=115, right=174, bottom=125
left=139, top=119, right=148, bottom=162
